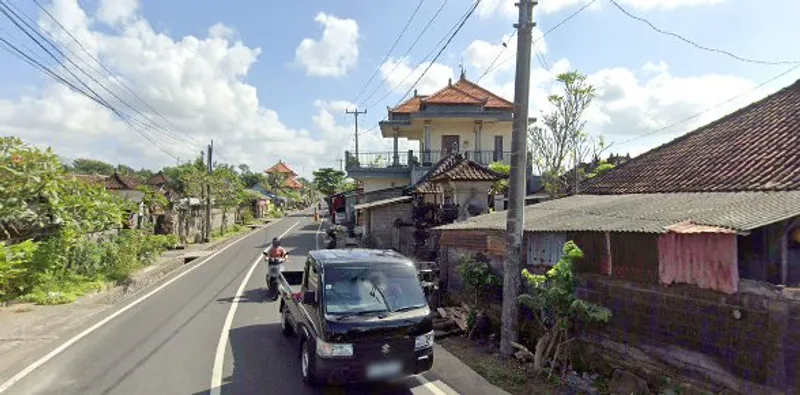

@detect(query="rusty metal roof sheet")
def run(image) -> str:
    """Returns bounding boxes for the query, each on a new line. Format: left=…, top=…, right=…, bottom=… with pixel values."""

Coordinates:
left=354, top=196, right=412, bottom=210
left=435, top=191, right=800, bottom=233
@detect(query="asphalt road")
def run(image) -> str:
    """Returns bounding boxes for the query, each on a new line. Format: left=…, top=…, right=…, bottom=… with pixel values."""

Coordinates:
left=0, top=211, right=461, bottom=395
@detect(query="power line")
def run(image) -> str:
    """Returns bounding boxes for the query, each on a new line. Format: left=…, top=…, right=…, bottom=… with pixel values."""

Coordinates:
left=0, top=34, right=180, bottom=160
left=351, top=0, right=425, bottom=104
left=395, top=0, right=481, bottom=106
left=480, top=0, right=596, bottom=79
left=357, top=0, right=479, bottom=137
left=30, top=0, right=198, bottom=146
left=0, top=0, right=189, bottom=148
left=608, top=0, right=800, bottom=66
left=615, top=63, right=800, bottom=147
left=359, top=0, right=449, bottom=108
left=475, top=29, right=516, bottom=83
left=8, top=0, right=199, bottom=147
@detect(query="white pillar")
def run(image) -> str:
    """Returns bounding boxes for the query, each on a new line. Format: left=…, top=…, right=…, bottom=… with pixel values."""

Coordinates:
left=423, top=121, right=432, bottom=164
left=393, top=127, right=400, bottom=166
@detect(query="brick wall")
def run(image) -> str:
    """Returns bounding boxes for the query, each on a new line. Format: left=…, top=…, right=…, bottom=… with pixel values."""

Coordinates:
left=578, top=274, right=799, bottom=392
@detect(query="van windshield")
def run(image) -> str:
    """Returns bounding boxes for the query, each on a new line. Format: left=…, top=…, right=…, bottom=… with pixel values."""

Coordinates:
left=323, top=265, right=427, bottom=315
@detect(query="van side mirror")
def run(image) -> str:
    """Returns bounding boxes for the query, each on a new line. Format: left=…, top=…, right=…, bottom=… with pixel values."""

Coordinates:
left=303, top=290, right=317, bottom=305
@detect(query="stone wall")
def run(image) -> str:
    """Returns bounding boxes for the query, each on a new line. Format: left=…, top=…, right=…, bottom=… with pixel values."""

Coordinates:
left=170, top=207, right=238, bottom=243
left=437, top=228, right=800, bottom=393
left=578, top=274, right=799, bottom=393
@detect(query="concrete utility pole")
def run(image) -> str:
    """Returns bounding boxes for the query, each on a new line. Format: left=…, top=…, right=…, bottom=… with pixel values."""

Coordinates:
left=500, top=0, right=535, bottom=357
left=346, top=108, right=367, bottom=158
left=205, top=140, right=213, bottom=242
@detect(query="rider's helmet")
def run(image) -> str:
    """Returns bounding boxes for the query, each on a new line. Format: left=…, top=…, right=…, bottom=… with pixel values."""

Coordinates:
left=272, top=237, right=280, bottom=247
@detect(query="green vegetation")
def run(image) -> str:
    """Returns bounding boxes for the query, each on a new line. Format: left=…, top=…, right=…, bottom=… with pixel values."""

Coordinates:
left=488, top=162, right=510, bottom=195
left=268, top=207, right=284, bottom=218
left=312, top=168, right=346, bottom=196
left=211, top=223, right=245, bottom=240
left=519, top=241, right=612, bottom=375
left=0, top=138, right=178, bottom=305
left=457, top=254, right=502, bottom=310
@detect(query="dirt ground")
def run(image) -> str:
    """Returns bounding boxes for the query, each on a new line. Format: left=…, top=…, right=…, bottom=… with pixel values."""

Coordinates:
left=438, top=336, right=569, bottom=395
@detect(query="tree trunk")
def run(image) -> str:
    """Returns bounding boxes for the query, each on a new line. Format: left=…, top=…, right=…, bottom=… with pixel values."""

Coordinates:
left=533, top=331, right=552, bottom=371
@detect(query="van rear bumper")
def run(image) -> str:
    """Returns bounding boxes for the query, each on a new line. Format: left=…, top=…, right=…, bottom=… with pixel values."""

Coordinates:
left=315, top=347, right=434, bottom=385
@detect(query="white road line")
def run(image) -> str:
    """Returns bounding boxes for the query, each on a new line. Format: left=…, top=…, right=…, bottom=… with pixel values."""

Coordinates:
left=0, top=220, right=285, bottom=394
left=415, top=375, right=450, bottom=395
left=209, top=220, right=302, bottom=395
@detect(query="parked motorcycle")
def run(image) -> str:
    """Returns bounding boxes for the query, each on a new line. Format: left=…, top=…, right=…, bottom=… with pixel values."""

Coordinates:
left=263, top=254, right=286, bottom=301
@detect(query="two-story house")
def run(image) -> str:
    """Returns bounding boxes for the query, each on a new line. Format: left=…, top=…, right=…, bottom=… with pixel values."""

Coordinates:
left=346, top=72, right=513, bottom=193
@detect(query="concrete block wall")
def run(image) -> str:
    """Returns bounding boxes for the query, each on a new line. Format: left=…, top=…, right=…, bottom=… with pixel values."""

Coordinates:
left=367, top=202, right=412, bottom=250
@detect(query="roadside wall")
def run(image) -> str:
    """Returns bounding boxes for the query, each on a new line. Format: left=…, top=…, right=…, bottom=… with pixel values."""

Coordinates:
left=437, top=228, right=800, bottom=393
left=365, top=202, right=412, bottom=251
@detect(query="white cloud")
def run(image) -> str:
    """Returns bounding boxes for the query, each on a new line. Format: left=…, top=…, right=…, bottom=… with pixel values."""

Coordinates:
left=208, top=23, right=235, bottom=40
left=463, top=28, right=546, bottom=80
left=0, top=0, right=359, bottom=178
left=477, top=0, right=518, bottom=19
left=379, top=58, right=454, bottom=96
left=97, top=0, right=138, bottom=25
left=294, top=13, right=359, bottom=78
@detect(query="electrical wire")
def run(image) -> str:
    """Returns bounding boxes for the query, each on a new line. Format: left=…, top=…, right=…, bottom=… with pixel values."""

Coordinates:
left=0, top=34, right=180, bottom=160
left=359, top=0, right=449, bottom=108
left=351, top=0, right=425, bottom=104
left=608, top=0, right=800, bottom=66
left=5, top=0, right=198, bottom=147
left=395, top=0, right=481, bottom=106
left=357, top=0, right=480, bottom=137
left=614, top=63, right=800, bottom=147
left=474, top=29, right=516, bottom=83
left=479, top=0, right=596, bottom=79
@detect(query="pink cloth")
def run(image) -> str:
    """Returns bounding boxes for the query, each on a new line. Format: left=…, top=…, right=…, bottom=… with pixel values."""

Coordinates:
left=658, top=233, right=738, bottom=294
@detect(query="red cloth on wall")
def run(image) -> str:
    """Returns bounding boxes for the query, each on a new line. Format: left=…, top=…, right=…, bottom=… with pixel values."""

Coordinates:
left=658, top=233, right=739, bottom=294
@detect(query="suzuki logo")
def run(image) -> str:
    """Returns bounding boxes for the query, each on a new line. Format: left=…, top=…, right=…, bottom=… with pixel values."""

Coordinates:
left=381, top=343, right=391, bottom=355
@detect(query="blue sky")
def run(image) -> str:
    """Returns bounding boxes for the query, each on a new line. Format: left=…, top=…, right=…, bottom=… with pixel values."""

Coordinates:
left=1, top=0, right=799, bottom=177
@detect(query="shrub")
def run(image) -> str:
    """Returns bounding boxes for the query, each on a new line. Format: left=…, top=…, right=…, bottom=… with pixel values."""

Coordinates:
left=240, top=209, right=254, bottom=225
left=518, top=241, right=612, bottom=375
left=0, top=240, right=38, bottom=302
left=457, top=254, right=502, bottom=310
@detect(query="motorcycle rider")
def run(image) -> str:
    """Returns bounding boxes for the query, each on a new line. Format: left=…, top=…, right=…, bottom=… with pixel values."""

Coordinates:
left=263, top=237, right=288, bottom=300
left=264, top=237, right=288, bottom=260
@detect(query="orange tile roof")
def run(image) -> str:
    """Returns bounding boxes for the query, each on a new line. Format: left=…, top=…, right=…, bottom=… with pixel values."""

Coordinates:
left=265, top=160, right=297, bottom=176
left=392, top=95, right=426, bottom=113
left=389, top=75, right=513, bottom=115
left=453, top=78, right=513, bottom=109
left=282, top=177, right=304, bottom=189
left=423, top=85, right=484, bottom=105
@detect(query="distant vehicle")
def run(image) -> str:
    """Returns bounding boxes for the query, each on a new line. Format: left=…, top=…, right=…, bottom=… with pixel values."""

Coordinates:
left=277, top=249, right=434, bottom=386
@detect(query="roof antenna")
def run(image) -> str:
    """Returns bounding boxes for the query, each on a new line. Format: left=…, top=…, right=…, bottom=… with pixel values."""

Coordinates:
left=459, top=59, right=466, bottom=80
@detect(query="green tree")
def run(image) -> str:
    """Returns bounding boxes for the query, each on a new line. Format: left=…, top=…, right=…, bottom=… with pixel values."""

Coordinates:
left=312, top=168, right=346, bottom=196
left=518, top=241, right=611, bottom=375
left=237, top=164, right=265, bottom=189
left=66, top=158, right=115, bottom=175
left=1, top=137, right=125, bottom=238
left=211, top=165, right=245, bottom=233
left=528, top=70, right=608, bottom=197
left=488, top=162, right=510, bottom=195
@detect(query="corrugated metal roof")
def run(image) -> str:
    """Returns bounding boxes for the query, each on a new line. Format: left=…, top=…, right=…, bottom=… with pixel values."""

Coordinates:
left=435, top=191, right=800, bottom=234
left=354, top=196, right=412, bottom=210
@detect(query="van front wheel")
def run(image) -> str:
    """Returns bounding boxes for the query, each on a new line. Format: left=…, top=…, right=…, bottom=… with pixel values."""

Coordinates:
left=300, top=340, right=318, bottom=386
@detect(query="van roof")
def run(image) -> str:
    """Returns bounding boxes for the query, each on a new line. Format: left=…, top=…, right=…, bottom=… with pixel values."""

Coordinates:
left=309, top=249, right=414, bottom=267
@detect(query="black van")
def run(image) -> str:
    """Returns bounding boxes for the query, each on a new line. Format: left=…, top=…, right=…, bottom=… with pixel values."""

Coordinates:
left=278, top=249, right=434, bottom=386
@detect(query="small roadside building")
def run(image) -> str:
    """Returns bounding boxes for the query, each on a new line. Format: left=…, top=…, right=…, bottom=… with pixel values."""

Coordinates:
left=435, top=79, right=800, bottom=393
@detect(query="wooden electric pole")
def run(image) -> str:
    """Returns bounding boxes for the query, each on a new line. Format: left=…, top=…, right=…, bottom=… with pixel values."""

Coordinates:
left=501, top=0, right=535, bottom=357
left=346, top=108, right=367, bottom=158
left=205, top=140, right=213, bottom=242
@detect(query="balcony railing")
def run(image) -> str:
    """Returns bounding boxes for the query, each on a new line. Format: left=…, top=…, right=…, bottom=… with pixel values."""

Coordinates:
left=346, top=150, right=511, bottom=170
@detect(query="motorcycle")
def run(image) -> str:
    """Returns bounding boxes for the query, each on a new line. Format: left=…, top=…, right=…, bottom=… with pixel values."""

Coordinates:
left=263, top=253, right=287, bottom=301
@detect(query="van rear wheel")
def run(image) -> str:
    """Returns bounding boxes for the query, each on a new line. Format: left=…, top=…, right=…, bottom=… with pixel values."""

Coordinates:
left=281, top=306, right=293, bottom=336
